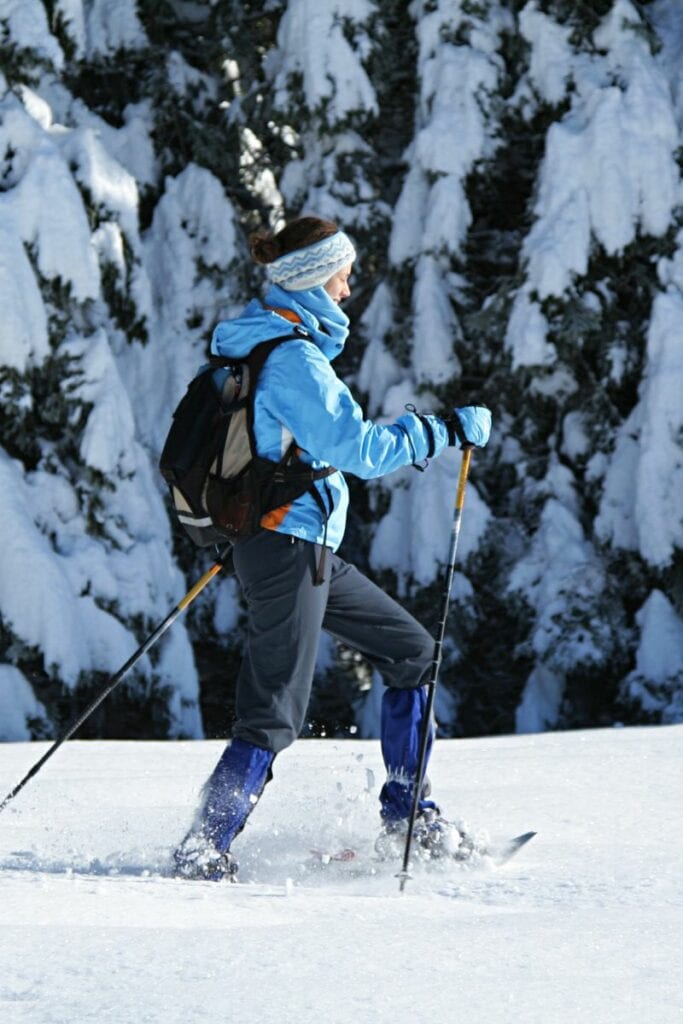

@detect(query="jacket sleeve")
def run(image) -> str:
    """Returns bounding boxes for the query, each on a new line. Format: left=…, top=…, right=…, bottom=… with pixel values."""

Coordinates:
left=261, top=340, right=449, bottom=479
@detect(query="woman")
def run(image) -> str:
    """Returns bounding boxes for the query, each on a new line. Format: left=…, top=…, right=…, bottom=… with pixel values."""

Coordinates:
left=174, top=216, right=491, bottom=880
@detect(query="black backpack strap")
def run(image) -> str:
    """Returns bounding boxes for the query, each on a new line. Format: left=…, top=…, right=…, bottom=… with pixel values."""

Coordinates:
left=207, top=354, right=238, bottom=368
left=273, top=441, right=337, bottom=486
left=248, top=329, right=311, bottom=377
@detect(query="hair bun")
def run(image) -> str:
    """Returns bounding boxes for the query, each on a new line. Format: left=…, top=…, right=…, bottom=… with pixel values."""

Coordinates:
left=249, top=232, right=280, bottom=265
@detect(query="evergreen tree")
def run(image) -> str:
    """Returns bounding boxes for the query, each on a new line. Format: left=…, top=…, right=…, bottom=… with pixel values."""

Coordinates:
left=461, top=0, right=683, bottom=731
left=0, top=1, right=201, bottom=738
left=0, top=0, right=681, bottom=743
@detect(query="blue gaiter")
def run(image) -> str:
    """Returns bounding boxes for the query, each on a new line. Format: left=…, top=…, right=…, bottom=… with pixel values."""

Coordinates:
left=201, top=738, right=274, bottom=852
left=379, top=687, right=437, bottom=821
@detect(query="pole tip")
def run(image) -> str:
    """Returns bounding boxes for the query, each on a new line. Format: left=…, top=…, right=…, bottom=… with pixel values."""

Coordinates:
left=396, top=870, right=412, bottom=893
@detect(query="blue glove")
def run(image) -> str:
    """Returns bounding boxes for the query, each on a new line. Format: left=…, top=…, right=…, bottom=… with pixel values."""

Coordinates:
left=447, top=406, right=492, bottom=448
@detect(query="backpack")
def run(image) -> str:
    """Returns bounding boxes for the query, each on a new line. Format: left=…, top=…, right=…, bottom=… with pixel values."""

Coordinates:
left=159, top=331, right=336, bottom=548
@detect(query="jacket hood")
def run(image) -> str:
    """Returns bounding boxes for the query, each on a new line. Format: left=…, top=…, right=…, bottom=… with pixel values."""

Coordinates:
left=211, top=284, right=349, bottom=362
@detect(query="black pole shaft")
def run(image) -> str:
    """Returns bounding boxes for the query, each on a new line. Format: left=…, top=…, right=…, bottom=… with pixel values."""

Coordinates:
left=0, top=551, right=229, bottom=815
left=398, top=447, right=473, bottom=892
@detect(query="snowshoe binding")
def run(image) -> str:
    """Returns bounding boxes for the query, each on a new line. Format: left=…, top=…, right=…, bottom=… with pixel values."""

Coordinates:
left=173, top=829, right=238, bottom=882
left=375, top=808, right=477, bottom=862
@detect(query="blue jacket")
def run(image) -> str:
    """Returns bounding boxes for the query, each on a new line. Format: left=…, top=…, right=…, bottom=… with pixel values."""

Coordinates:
left=211, top=283, right=449, bottom=551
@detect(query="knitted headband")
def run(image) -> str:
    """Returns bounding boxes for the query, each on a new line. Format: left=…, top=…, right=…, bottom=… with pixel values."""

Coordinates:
left=266, top=231, right=356, bottom=291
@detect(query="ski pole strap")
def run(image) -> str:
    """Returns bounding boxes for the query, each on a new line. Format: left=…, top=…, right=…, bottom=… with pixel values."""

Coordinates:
left=446, top=412, right=470, bottom=449
left=416, top=414, right=436, bottom=458
left=403, top=404, right=436, bottom=462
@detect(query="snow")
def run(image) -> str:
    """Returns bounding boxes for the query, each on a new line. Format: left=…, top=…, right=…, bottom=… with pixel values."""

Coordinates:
left=652, top=0, right=683, bottom=130
left=58, top=125, right=141, bottom=242
left=370, top=450, right=491, bottom=590
left=623, top=592, right=683, bottom=721
left=53, top=0, right=86, bottom=55
left=0, top=666, right=48, bottom=741
left=533, top=79, right=677, bottom=287
left=633, top=288, right=683, bottom=568
left=0, top=726, right=681, bottom=1023
left=0, top=95, right=102, bottom=302
left=631, top=591, right=683, bottom=682
left=507, top=491, right=615, bottom=679
left=64, top=329, right=138, bottom=476
left=0, top=0, right=64, bottom=68
left=212, top=576, right=240, bottom=636
left=0, top=445, right=188, bottom=705
left=594, top=407, right=640, bottom=553
left=411, top=255, right=461, bottom=384
left=515, top=664, right=565, bottom=734
left=595, top=283, right=683, bottom=569
left=367, top=0, right=508, bottom=589
left=0, top=219, right=49, bottom=372
left=357, top=283, right=402, bottom=416
left=504, top=286, right=556, bottom=371
left=272, top=0, right=378, bottom=122
left=519, top=2, right=574, bottom=106
left=127, top=162, right=243, bottom=453
left=47, top=90, right=158, bottom=188
left=80, top=0, right=148, bottom=58
left=561, top=410, right=591, bottom=461
left=0, top=431, right=201, bottom=734
left=390, top=1, right=501, bottom=264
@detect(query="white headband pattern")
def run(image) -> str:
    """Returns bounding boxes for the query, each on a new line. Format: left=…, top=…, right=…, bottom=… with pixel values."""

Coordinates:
left=267, top=231, right=356, bottom=291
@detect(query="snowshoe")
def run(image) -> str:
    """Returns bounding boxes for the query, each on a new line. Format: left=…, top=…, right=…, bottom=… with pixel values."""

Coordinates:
left=375, top=808, right=477, bottom=862
left=173, top=829, right=238, bottom=882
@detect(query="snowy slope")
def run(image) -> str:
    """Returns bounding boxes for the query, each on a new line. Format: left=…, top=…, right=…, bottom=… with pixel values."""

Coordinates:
left=0, top=727, right=681, bottom=1024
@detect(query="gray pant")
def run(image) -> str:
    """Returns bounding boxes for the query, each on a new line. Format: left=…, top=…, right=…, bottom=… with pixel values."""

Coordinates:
left=231, top=530, right=434, bottom=752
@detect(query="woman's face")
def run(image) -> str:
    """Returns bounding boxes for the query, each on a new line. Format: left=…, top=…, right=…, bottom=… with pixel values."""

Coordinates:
left=324, top=263, right=353, bottom=303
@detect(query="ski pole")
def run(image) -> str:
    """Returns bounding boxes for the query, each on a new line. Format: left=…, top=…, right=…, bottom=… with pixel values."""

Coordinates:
left=398, top=446, right=473, bottom=892
left=0, top=547, right=231, bottom=815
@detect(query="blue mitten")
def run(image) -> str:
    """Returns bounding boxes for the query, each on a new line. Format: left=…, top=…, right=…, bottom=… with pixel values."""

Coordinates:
left=447, top=406, right=492, bottom=448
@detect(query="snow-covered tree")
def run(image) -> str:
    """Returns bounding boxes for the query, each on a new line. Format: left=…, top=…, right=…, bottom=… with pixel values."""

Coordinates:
left=1, top=0, right=681, bottom=742
left=0, top=0, right=201, bottom=738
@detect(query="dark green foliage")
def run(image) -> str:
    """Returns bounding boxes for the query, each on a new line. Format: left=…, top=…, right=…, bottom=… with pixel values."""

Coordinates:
left=64, top=50, right=151, bottom=128
left=0, top=347, right=90, bottom=473
left=37, top=671, right=174, bottom=740
left=305, top=646, right=372, bottom=740
left=533, top=0, right=660, bottom=52
left=194, top=635, right=241, bottom=739
left=361, top=0, right=418, bottom=206
left=43, top=0, right=78, bottom=63
left=101, top=261, right=148, bottom=343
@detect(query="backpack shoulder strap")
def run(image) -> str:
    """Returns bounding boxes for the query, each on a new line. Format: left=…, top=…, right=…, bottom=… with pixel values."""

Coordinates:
left=247, top=328, right=310, bottom=381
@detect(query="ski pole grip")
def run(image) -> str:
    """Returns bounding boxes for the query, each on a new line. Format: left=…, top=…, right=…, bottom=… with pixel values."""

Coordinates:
left=456, top=446, right=473, bottom=511
left=178, top=562, right=223, bottom=611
